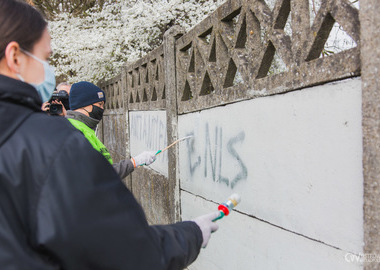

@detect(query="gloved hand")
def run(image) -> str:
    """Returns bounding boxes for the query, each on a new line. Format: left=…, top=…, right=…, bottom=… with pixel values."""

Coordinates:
left=192, top=211, right=220, bottom=248
left=131, top=151, right=157, bottom=167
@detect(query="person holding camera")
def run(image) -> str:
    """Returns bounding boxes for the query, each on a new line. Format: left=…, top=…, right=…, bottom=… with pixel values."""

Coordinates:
left=67, top=81, right=158, bottom=178
left=0, top=1, right=219, bottom=269
left=57, top=81, right=71, bottom=95
left=42, top=82, right=71, bottom=116
left=55, top=82, right=71, bottom=112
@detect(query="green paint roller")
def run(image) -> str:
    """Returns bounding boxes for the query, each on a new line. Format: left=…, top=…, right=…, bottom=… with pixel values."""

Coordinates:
left=213, top=193, right=241, bottom=221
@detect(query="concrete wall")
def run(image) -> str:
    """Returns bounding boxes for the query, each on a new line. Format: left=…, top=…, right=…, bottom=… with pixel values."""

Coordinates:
left=98, top=0, right=380, bottom=268
left=182, top=192, right=361, bottom=270
left=180, top=78, right=363, bottom=269
left=102, top=110, right=126, bottom=162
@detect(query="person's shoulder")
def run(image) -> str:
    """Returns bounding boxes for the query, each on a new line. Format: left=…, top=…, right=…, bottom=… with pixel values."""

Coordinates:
left=22, top=112, right=84, bottom=148
left=20, top=111, right=112, bottom=172
left=27, top=113, right=76, bottom=134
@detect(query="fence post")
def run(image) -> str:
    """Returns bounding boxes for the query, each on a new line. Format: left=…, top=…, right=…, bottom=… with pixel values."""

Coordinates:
left=97, top=80, right=105, bottom=142
left=120, top=66, right=133, bottom=189
left=163, top=26, right=184, bottom=222
left=361, top=0, right=380, bottom=269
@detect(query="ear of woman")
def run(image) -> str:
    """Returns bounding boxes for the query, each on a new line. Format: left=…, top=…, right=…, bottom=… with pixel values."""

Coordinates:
left=1, top=41, right=26, bottom=79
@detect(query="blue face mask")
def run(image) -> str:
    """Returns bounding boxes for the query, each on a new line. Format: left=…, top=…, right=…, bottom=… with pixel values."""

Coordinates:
left=17, top=50, right=56, bottom=103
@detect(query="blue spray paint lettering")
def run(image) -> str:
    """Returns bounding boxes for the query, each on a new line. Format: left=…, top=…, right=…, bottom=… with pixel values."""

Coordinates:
left=185, top=123, right=247, bottom=188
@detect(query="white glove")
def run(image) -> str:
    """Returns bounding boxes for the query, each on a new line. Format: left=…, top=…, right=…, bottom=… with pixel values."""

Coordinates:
left=131, top=151, right=157, bottom=167
left=192, top=211, right=220, bottom=248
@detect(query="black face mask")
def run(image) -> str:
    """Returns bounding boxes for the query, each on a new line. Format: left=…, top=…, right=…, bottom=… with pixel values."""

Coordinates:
left=89, top=105, right=104, bottom=121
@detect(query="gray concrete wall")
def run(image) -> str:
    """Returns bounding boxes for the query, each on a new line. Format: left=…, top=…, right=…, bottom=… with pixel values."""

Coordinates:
left=98, top=0, right=380, bottom=268
left=180, top=78, right=363, bottom=269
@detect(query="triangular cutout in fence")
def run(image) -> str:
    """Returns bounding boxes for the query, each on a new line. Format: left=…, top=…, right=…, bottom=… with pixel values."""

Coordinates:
left=274, top=0, right=291, bottom=37
left=256, top=41, right=275, bottom=79
left=199, top=27, right=212, bottom=45
left=151, top=87, right=157, bottom=101
left=162, top=86, right=166, bottom=99
left=320, top=21, right=357, bottom=57
left=221, top=7, right=242, bottom=44
left=209, top=37, right=217, bottom=62
left=223, top=58, right=240, bottom=87
left=200, top=71, right=214, bottom=96
left=306, top=13, right=356, bottom=61
left=269, top=50, right=288, bottom=75
left=188, top=49, right=195, bottom=73
left=143, top=89, right=148, bottom=102
left=155, top=65, right=159, bottom=81
left=235, top=15, right=247, bottom=49
left=181, top=81, right=193, bottom=101
left=129, top=93, right=133, bottom=103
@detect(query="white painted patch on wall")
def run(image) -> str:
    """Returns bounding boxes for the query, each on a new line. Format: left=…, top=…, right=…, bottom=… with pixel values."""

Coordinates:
left=178, top=78, right=363, bottom=255
left=182, top=191, right=362, bottom=270
left=129, top=111, right=168, bottom=177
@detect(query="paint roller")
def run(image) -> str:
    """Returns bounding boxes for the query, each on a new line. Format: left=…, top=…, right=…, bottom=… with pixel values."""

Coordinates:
left=138, top=135, right=193, bottom=167
left=213, top=193, right=241, bottom=221
left=155, top=135, right=193, bottom=155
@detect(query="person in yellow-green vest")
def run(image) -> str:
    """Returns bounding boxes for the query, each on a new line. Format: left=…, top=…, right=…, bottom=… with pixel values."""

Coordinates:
left=66, top=81, right=156, bottom=178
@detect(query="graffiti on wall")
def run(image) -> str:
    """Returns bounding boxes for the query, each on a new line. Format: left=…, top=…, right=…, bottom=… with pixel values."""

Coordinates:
left=179, top=80, right=364, bottom=256
left=129, top=111, right=168, bottom=176
left=182, top=122, right=247, bottom=189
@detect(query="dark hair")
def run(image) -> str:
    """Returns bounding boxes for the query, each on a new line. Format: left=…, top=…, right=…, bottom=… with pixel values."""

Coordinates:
left=0, top=0, right=47, bottom=59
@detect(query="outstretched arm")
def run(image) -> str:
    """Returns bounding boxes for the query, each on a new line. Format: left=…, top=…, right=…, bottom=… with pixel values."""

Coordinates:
left=33, top=132, right=202, bottom=269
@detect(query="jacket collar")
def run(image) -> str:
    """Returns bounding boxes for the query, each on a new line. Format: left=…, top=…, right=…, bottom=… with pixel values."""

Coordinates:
left=0, top=74, right=42, bottom=111
left=66, top=110, right=100, bottom=130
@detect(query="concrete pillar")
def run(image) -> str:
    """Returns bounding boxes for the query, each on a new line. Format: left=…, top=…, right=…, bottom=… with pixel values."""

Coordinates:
left=360, top=0, right=380, bottom=269
left=97, top=80, right=106, bottom=143
left=163, top=26, right=184, bottom=222
left=121, top=66, right=132, bottom=188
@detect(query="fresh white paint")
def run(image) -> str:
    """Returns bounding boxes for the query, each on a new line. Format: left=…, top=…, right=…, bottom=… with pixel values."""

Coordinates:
left=182, top=191, right=362, bottom=270
left=178, top=78, right=363, bottom=254
left=129, top=110, right=168, bottom=176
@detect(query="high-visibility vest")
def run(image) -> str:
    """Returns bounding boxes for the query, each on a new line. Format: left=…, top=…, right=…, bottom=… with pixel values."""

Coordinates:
left=68, top=118, right=113, bottom=164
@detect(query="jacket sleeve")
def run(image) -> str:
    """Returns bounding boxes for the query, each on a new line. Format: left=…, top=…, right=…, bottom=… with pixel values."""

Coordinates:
left=150, top=222, right=203, bottom=269
left=33, top=131, right=202, bottom=270
left=112, top=158, right=135, bottom=179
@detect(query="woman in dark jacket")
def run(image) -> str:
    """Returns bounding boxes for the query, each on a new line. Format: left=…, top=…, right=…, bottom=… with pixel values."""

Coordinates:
left=0, top=1, right=218, bottom=269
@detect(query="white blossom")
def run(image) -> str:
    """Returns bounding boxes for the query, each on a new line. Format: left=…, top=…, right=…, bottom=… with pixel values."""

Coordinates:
left=49, top=0, right=226, bottom=83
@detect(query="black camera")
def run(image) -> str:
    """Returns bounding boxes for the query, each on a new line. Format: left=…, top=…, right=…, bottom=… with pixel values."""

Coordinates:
left=49, top=103, right=63, bottom=115
left=48, top=90, right=69, bottom=115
